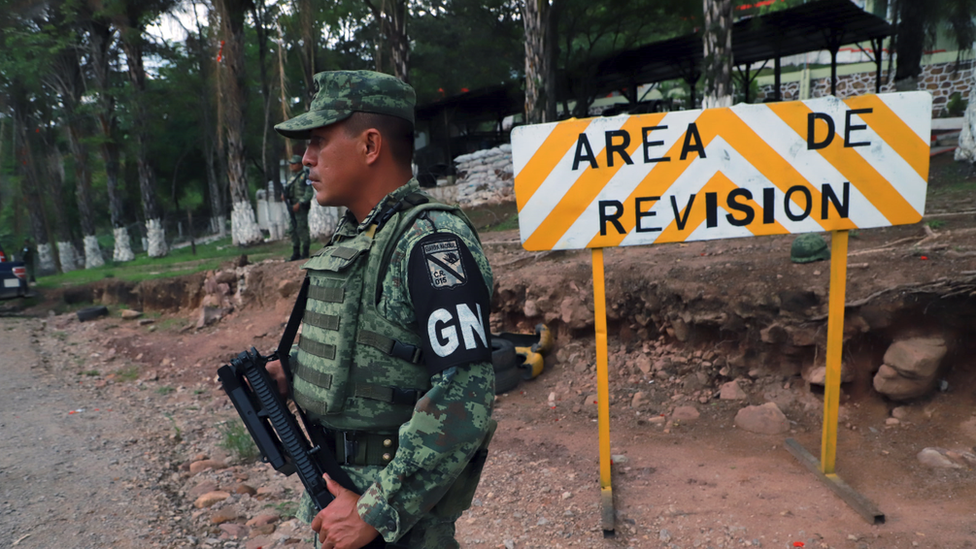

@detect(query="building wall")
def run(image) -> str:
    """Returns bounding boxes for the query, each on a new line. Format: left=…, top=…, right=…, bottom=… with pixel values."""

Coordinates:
left=755, top=59, right=973, bottom=116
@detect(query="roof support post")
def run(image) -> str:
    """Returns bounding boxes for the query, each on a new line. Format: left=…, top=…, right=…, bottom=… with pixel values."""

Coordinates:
left=774, top=55, right=782, bottom=101
left=830, top=45, right=839, bottom=96
left=873, top=37, right=883, bottom=93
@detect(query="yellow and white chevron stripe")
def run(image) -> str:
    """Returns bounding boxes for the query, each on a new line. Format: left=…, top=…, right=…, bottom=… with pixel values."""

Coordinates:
left=511, top=92, right=932, bottom=251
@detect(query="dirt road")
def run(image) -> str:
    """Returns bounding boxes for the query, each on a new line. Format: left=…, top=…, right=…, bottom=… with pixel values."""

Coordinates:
left=0, top=318, right=189, bottom=549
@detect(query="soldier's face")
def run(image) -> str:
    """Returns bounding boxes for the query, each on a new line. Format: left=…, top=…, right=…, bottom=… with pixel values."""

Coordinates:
left=303, top=123, right=363, bottom=209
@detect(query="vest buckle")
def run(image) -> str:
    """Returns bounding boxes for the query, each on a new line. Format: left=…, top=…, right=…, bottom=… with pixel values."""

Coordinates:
left=342, top=431, right=359, bottom=464
left=391, top=340, right=423, bottom=364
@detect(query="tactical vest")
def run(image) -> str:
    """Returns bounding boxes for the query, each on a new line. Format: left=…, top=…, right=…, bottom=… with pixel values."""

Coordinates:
left=292, top=192, right=479, bottom=434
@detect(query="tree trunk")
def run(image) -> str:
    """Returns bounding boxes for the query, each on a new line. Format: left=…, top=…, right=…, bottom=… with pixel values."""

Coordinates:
left=46, top=149, right=81, bottom=273
left=367, top=0, right=410, bottom=82
left=88, top=14, right=134, bottom=261
left=218, top=0, right=262, bottom=246
left=894, top=0, right=930, bottom=90
left=119, top=27, right=167, bottom=257
left=250, top=1, right=283, bottom=202
left=298, top=0, right=316, bottom=108
left=12, top=101, right=54, bottom=274
left=66, top=122, right=105, bottom=268
left=522, top=0, right=552, bottom=124
left=702, top=0, right=733, bottom=109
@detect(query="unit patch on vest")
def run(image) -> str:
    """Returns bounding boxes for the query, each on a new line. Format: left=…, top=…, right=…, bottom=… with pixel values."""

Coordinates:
left=422, top=239, right=466, bottom=289
left=409, top=233, right=492, bottom=375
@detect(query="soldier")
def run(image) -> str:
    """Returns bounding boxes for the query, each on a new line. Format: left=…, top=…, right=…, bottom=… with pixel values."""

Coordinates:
left=283, top=154, right=315, bottom=260
left=267, top=70, right=495, bottom=549
left=21, top=238, right=35, bottom=283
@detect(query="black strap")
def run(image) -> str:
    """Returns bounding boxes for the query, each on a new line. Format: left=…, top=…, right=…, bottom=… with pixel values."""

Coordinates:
left=276, top=277, right=310, bottom=383
left=357, top=329, right=424, bottom=364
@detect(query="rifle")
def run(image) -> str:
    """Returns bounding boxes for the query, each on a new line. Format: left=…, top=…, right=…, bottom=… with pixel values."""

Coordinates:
left=217, top=347, right=390, bottom=549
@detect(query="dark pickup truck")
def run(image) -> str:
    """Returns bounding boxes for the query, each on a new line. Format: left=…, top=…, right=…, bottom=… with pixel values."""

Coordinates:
left=0, top=244, right=29, bottom=299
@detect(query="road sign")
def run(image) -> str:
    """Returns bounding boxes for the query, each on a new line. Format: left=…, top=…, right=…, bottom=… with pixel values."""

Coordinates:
left=512, top=92, right=931, bottom=251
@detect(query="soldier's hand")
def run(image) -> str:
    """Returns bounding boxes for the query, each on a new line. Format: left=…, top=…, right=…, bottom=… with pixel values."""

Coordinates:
left=292, top=203, right=301, bottom=213
left=264, top=359, right=289, bottom=397
left=311, top=474, right=379, bottom=549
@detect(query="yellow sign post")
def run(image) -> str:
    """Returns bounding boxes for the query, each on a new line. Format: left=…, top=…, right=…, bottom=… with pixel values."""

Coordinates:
left=511, top=92, right=930, bottom=528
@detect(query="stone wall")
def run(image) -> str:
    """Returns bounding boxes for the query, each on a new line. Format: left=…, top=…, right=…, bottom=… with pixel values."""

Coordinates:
left=756, top=60, right=974, bottom=116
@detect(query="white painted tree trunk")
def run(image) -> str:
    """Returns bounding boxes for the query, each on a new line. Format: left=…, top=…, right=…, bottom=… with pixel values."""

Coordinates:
left=211, top=215, right=227, bottom=237
left=37, top=243, right=55, bottom=274
left=83, top=235, right=105, bottom=269
left=231, top=201, right=263, bottom=246
left=309, top=202, right=340, bottom=239
left=57, top=241, right=80, bottom=273
left=955, top=87, right=976, bottom=163
left=146, top=218, right=168, bottom=258
left=113, top=227, right=135, bottom=262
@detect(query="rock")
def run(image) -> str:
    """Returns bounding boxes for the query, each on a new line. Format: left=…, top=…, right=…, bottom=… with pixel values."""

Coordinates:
left=631, top=391, right=645, bottom=407
left=636, top=355, right=652, bottom=374
left=873, top=364, right=933, bottom=401
left=803, top=362, right=855, bottom=385
left=256, top=485, right=284, bottom=500
left=884, top=337, right=947, bottom=379
left=190, top=459, right=227, bottom=475
left=734, top=402, right=790, bottom=434
left=211, top=506, right=240, bottom=524
left=188, top=480, right=220, bottom=499
left=120, top=309, right=143, bottom=320
left=233, top=483, right=257, bottom=496
left=194, top=491, right=231, bottom=508
left=523, top=299, right=539, bottom=317
left=251, top=523, right=276, bottom=536
left=219, top=523, right=249, bottom=539
left=891, top=406, right=910, bottom=420
left=277, top=278, right=300, bottom=298
left=917, top=447, right=962, bottom=469
left=245, top=536, right=275, bottom=549
left=671, top=318, right=689, bottom=342
left=246, top=512, right=281, bottom=527
left=760, top=324, right=788, bottom=344
left=719, top=380, right=747, bottom=400
left=139, top=369, right=158, bottom=382
left=197, top=306, right=232, bottom=328
left=885, top=417, right=900, bottom=426
left=672, top=406, right=700, bottom=422
left=874, top=338, right=947, bottom=400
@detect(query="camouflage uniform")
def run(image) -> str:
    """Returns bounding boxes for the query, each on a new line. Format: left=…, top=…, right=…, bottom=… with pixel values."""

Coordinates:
left=274, top=71, right=495, bottom=548
left=284, top=159, right=314, bottom=258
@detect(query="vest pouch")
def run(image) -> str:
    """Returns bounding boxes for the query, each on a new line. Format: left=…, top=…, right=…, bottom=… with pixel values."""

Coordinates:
left=431, top=418, right=497, bottom=518
left=294, top=238, right=372, bottom=420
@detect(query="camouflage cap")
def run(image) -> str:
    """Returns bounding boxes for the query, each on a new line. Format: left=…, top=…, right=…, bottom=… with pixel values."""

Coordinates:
left=274, top=70, right=415, bottom=139
left=790, top=233, right=830, bottom=263
left=289, top=154, right=302, bottom=164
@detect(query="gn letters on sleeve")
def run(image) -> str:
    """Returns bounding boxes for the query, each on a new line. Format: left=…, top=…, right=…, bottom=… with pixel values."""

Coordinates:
left=409, top=233, right=492, bottom=376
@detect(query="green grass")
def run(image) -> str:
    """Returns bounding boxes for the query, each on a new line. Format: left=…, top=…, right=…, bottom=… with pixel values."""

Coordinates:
left=156, top=317, right=187, bottom=331
left=218, top=419, right=259, bottom=462
left=926, top=219, right=947, bottom=230
left=115, top=365, right=140, bottom=382
left=483, top=212, right=520, bottom=232
left=156, top=386, right=175, bottom=395
left=266, top=500, right=299, bottom=520
left=34, top=236, right=292, bottom=289
left=80, top=369, right=100, bottom=376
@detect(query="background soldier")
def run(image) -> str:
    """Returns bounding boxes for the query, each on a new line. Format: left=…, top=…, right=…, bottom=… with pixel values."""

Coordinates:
left=283, top=154, right=314, bottom=260
left=267, top=70, right=495, bottom=549
left=21, top=238, right=35, bottom=283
